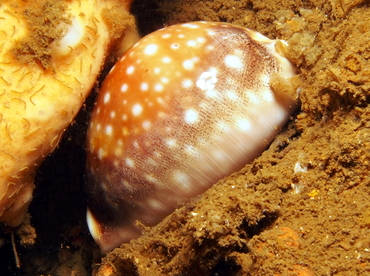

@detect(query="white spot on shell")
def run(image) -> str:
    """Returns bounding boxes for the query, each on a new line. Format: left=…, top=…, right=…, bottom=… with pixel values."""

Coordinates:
left=121, top=83, right=128, bottom=92
left=125, top=158, right=135, bottom=168
left=105, top=125, right=113, bottom=136
left=165, top=138, right=177, bottom=148
left=196, top=69, right=217, bottom=91
left=183, top=57, right=199, bottom=70
left=155, top=83, right=164, bottom=92
left=122, top=179, right=133, bottom=191
left=184, top=109, right=199, bottom=124
left=225, top=55, right=244, bottom=70
left=172, top=171, right=192, bottom=191
left=205, top=89, right=217, bottom=98
left=141, top=82, right=148, bottom=91
left=216, top=121, right=230, bottom=132
left=147, top=198, right=164, bottom=210
left=206, top=45, right=215, bottom=51
left=114, top=147, right=122, bottom=157
left=182, top=23, right=200, bottom=29
left=187, top=40, right=196, bottom=47
left=132, top=104, right=143, bottom=116
left=156, top=97, right=164, bottom=105
left=103, top=92, right=110, bottom=104
left=146, top=158, right=157, bottom=166
left=126, top=65, right=135, bottom=75
left=145, top=175, right=158, bottom=184
left=144, top=44, right=158, bottom=55
left=197, top=37, right=206, bottom=44
left=227, top=91, right=238, bottom=101
left=182, top=79, right=193, bottom=88
left=142, top=121, right=151, bottom=130
left=184, top=144, right=200, bottom=157
left=161, top=77, right=169, bottom=83
left=211, top=149, right=227, bottom=162
left=261, top=89, right=274, bottom=103
left=98, top=148, right=106, bottom=159
left=173, top=170, right=190, bottom=182
left=245, top=91, right=261, bottom=104
left=236, top=119, right=252, bottom=132
left=158, top=111, right=166, bottom=119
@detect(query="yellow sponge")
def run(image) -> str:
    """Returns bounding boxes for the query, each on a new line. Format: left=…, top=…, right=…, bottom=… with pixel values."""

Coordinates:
left=0, top=0, right=137, bottom=227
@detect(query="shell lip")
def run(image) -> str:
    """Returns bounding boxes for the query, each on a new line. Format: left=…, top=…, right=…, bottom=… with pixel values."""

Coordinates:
left=86, top=208, right=142, bottom=253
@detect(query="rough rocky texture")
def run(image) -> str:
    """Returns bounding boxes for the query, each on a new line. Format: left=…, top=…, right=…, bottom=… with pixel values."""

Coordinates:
left=98, top=1, right=370, bottom=275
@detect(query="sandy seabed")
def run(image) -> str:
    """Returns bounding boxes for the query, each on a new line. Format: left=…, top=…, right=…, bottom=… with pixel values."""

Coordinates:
left=1, top=0, right=370, bottom=275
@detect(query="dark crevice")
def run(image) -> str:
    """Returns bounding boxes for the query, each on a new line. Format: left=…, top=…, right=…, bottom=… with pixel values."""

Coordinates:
left=239, top=213, right=279, bottom=239
left=131, top=0, right=166, bottom=36
left=211, top=258, right=241, bottom=276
